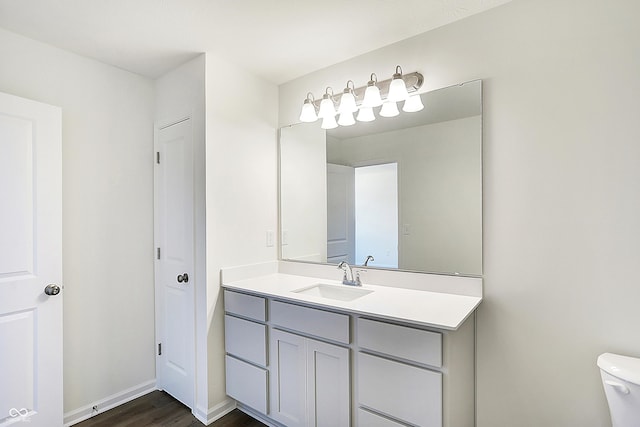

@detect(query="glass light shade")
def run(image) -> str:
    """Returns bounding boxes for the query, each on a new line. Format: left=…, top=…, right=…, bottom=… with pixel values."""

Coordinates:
left=318, top=97, right=336, bottom=119
left=362, top=85, right=383, bottom=108
left=337, top=111, right=356, bottom=126
left=299, top=100, right=318, bottom=122
left=321, top=114, right=338, bottom=129
left=338, top=91, right=358, bottom=114
left=379, top=101, right=399, bottom=118
left=388, top=77, right=409, bottom=102
left=402, top=94, right=424, bottom=113
left=356, top=106, right=375, bottom=122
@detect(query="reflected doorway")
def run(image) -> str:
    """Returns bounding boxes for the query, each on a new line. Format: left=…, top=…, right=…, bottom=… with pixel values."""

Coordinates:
left=327, top=162, right=398, bottom=268
left=355, top=163, right=398, bottom=268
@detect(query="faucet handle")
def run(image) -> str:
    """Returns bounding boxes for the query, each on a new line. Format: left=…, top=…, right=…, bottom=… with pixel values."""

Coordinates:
left=337, top=261, right=348, bottom=282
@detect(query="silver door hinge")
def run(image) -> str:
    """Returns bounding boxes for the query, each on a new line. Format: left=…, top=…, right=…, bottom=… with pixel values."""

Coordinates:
left=158, top=343, right=162, bottom=356
left=156, top=152, right=160, bottom=164
left=156, top=247, right=161, bottom=260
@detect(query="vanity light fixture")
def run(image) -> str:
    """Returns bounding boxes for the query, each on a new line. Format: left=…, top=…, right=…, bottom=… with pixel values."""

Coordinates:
left=338, top=80, right=358, bottom=114
left=321, top=114, right=339, bottom=130
left=337, top=80, right=358, bottom=126
left=356, top=106, right=375, bottom=122
left=362, top=74, right=383, bottom=108
left=298, top=65, right=424, bottom=127
left=379, top=101, right=399, bottom=118
left=317, top=87, right=337, bottom=119
left=387, top=65, right=410, bottom=102
left=299, top=92, right=318, bottom=122
left=402, top=93, right=424, bottom=113
left=338, top=110, right=356, bottom=126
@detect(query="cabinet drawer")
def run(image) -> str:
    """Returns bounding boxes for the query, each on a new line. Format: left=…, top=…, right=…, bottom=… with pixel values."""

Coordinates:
left=270, top=300, right=349, bottom=344
left=358, top=352, right=442, bottom=427
left=358, top=318, right=442, bottom=367
left=358, top=408, right=408, bottom=427
left=225, top=355, right=268, bottom=414
left=224, top=290, right=266, bottom=321
left=224, top=315, right=267, bottom=366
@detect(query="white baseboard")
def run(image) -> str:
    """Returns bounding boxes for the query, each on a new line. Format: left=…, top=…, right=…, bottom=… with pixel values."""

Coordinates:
left=63, top=380, right=157, bottom=426
left=192, top=398, right=236, bottom=425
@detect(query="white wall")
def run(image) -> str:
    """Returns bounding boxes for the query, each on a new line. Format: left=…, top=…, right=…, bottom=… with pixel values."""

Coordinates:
left=0, top=28, right=156, bottom=415
left=280, top=123, right=327, bottom=262
left=154, top=54, right=208, bottom=419
left=279, top=0, right=640, bottom=425
left=204, top=54, right=279, bottom=409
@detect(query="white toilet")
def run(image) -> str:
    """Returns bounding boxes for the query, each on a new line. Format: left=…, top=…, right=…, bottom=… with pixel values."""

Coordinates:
left=598, top=352, right=640, bottom=427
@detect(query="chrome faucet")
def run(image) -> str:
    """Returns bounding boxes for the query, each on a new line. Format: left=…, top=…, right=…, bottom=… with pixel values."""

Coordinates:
left=337, top=261, right=362, bottom=286
left=363, top=255, right=374, bottom=266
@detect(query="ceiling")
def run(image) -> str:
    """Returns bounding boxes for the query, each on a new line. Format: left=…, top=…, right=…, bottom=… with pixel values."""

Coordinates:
left=0, top=0, right=511, bottom=85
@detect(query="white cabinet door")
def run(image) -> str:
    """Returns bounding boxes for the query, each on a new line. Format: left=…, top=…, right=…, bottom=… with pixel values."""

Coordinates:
left=270, top=329, right=307, bottom=427
left=270, top=329, right=351, bottom=427
left=307, top=339, right=350, bottom=427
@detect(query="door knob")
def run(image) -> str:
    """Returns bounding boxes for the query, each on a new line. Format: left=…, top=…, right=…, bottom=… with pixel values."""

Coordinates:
left=44, top=284, right=61, bottom=296
left=177, top=273, right=189, bottom=283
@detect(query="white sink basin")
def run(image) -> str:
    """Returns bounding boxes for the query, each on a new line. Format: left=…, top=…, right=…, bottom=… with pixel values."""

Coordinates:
left=292, top=283, right=373, bottom=302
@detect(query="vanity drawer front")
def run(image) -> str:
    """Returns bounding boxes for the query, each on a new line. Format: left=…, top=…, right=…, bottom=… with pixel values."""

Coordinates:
left=224, top=290, right=266, bottom=321
left=358, top=352, right=442, bottom=427
left=358, top=318, right=442, bottom=367
left=224, top=315, right=267, bottom=366
left=225, top=355, right=268, bottom=414
left=358, top=408, right=409, bottom=427
left=270, top=300, right=350, bottom=344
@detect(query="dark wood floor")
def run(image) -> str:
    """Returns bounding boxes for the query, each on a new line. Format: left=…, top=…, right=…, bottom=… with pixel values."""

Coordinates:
left=74, top=390, right=266, bottom=427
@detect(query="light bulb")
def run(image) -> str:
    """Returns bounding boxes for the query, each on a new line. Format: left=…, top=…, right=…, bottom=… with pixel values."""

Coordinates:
left=379, top=101, right=399, bottom=117
left=338, top=111, right=355, bottom=126
left=321, top=114, right=338, bottom=129
left=339, top=80, right=358, bottom=114
left=362, top=73, right=383, bottom=108
left=318, top=97, right=335, bottom=119
left=299, top=98, right=318, bottom=122
left=356, top=106, right=375, bottom=122
left=317, top=87, right=336, bottom=119
left=338, top=91, right=358, bottom=114
left=387, top=66, right=409, bottom=102
left=402, top=94, right=424, bottom=113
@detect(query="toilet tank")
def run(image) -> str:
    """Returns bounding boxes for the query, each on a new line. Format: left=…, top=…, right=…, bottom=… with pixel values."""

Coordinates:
left=598, top=353, right=640, bottom=427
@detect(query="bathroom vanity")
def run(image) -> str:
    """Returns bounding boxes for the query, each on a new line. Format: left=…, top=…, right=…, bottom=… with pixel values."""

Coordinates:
left=222, top=262, right=481, bottom=427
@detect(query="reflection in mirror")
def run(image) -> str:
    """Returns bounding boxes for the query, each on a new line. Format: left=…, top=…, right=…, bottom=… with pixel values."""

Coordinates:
left=280, top=80, right=482, bottom=276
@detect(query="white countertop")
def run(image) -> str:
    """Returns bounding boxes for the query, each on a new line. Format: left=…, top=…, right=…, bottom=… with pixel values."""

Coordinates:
left=222, top=273, right=481, bottom=330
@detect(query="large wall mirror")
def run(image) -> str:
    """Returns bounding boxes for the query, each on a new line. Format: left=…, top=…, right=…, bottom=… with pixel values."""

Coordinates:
left=279, top=80, right=482, bottom=276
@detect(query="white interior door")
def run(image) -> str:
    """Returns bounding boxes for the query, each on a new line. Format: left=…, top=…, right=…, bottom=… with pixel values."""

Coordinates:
left=326, top=164, right=355, bottom=264
left=154, top=118, right=195, bottom=409
left=354, top=163, right=398, bottom=268
left=0, top=92, right=62, bottom=426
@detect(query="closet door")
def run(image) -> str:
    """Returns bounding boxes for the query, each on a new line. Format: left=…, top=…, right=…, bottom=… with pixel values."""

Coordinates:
left=154, top=118, right=195, bottom=408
